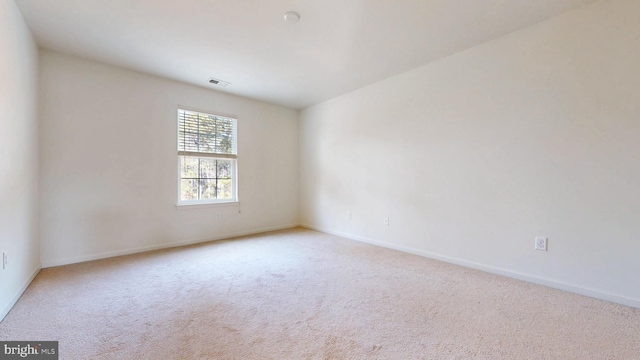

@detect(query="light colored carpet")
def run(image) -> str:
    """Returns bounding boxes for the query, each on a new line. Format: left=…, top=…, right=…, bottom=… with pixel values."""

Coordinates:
left=1, top=228, right=639, bottom=359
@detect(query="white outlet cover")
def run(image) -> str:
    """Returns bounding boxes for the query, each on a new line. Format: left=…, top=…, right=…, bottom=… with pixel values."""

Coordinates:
left=535, top=237, right=548, bottom=251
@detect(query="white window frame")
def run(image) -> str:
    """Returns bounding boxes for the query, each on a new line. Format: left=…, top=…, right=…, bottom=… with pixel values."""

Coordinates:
left=176, top=107, right=239, bottom=206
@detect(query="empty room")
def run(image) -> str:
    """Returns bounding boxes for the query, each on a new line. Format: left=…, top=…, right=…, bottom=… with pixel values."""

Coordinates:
left=1, top=0, right=639, bottom=358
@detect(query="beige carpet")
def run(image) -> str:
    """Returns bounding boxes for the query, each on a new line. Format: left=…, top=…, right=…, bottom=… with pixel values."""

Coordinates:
left=1, top=228, right=639, bottom=359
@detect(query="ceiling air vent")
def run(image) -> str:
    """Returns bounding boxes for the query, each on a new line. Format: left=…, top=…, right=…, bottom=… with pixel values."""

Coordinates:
left=208, top=78, right=230, bottom=87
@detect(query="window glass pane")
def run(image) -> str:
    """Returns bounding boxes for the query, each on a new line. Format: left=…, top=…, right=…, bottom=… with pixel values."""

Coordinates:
left=216, top=159, right=232, bottom=179
left=180, top=157, right=234, bottom=202
left=181, top=157, right=199, bottom=178
left=218, top=179, right=232, bottom=199
left=199, top=158, right=217, bottom=179
left=199, top=179, right=217, bottom=200
left=181, top=179, right=198, bottom=201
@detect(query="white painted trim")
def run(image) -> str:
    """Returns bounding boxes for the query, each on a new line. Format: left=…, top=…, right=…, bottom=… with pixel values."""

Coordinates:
left=41, top=224, right=299, bottom=268
left=0, top=266, right=41, bottom=323
left=175, top=201, right=240, bottom=210
left=300, top=224, right=640, bottom=310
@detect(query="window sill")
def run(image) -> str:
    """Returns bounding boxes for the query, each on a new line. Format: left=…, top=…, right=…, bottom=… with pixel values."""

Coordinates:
left=175, top=201, right=239, bottom=210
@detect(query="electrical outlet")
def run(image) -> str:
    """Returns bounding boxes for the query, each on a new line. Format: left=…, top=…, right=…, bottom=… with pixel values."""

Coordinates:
left=216, top=213, right=221, bottom=220
left=384, top=217, right=390, bottom=226
left=535, top=237, right=548, bottom=251
left=347, top=211, right=351, bottom=220
left=2, top=252, right=6, bottom=269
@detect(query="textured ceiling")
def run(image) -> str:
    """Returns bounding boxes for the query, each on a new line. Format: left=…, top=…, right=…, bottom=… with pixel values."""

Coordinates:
left=16, top=0, right=598, bottom=109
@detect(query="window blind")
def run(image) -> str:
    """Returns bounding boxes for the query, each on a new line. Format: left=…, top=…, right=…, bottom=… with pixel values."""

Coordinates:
left=178, top=109, right=237, bottom=159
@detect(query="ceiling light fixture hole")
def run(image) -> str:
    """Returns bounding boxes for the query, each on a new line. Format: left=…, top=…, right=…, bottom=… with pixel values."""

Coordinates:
left=283, top=11, right=300, bottom=23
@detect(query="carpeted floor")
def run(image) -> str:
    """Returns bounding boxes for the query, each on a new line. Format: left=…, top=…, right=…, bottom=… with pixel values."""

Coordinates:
left=1, top=228, right=639, bottom=359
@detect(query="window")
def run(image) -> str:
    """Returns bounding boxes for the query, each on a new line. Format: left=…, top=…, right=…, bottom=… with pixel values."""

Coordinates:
left=178, top=108, right=237, bottom=204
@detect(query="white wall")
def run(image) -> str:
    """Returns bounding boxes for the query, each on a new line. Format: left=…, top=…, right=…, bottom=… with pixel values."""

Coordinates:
left=0, top=0, right=40, bottom=320
left=39, top=50, right=298, bottom=267
left=300, top=0, right=640, bottom=307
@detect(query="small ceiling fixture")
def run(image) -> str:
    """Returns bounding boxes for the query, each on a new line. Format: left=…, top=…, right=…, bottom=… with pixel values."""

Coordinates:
left=208, top=77, right=230, bottom=87
left=283, top=11, right=300, bottom=24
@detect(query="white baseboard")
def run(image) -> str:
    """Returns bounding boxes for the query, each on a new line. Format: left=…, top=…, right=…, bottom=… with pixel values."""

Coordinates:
left=301, top=224, right=640, bottom=309
left=0, top=266, right=41, bottom=323
left=41, top=224, right=299, bottom=268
